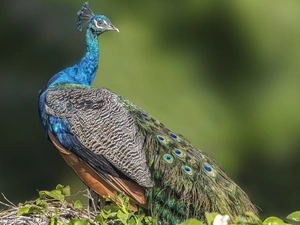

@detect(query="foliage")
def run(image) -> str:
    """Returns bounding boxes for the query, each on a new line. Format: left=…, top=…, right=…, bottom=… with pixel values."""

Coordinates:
left=94, top=192, right=153, bottom=225
left=0, top=184, right=152, bottom=225
left=0, top=185, right=299, bottom=225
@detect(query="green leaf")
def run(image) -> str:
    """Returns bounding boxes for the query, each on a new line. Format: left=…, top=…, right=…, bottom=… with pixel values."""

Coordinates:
left=95, top=214, right=105, bottom=223
left=134, top=210, right=146, bottom=224
left=26, top=205, right=42, bottom=214
left=48, top=189, right=65, bottom=200
left=39, top=190, right=65, bottom=201
left=63, top=185, right=71, bottom=197
left=73, top=200, right=84, bottom=210
left=103, top=204, right=120, bottom=213
left=17, top=205, right=32, bottom=216
left=56, top=184, right=64, bottom=193
left=179, top=218, right=204, bottom=225
left=54, top=184, right=70, bottom=197
left=36, top=198, right=48, bottom=209
left=263, top=217, right=291, bottom=225
left=17, top=205, right=43, bottom=216
left=205, top=212, right=220, bottom=225
left=39, top=190, right=47, bottom=199
left=143, top=216, right=153, bottom=224
left=101, top=208, right=117, bottom=219
left=128, top=216, right=137, bottom=225
left=117, top=209, right=128, bottom=219
left=121, top=195, right=130, bottom=212
left=287, top=211, right=300, bottom=222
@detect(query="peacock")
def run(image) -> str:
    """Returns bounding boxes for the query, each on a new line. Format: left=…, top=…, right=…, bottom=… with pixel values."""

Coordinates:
left=38, top=2, right=257, bottom=224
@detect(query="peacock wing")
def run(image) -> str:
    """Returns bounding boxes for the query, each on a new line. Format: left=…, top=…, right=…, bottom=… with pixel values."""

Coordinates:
left=44, top=87, right=152, bottom=207
left=47, top=130, right=147, bottom=209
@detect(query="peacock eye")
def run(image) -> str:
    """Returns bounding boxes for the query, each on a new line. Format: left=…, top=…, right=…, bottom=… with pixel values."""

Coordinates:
left=97, top=20, right=103, bottom=27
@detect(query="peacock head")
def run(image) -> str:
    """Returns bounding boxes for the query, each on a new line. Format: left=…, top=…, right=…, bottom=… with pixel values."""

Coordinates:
left=77, top=2, right=119, bottom=36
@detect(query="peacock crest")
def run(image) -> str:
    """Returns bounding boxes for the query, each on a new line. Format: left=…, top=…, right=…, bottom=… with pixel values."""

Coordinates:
left=77, top=2, right=95, bottom=31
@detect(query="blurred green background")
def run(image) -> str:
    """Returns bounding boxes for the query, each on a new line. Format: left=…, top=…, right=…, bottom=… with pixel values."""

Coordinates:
left=1, top=0, right=299, bottom=220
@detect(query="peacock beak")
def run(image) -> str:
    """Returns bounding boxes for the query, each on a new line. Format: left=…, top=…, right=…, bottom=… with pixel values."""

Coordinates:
left=108, top=24, right=119, bottom=33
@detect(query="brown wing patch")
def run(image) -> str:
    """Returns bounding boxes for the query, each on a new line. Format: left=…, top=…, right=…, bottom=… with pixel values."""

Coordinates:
left=48, top=130, right=147, bottom=210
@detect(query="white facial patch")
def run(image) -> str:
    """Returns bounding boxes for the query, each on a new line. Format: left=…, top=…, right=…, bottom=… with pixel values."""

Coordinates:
left=94, top=19, right=103, bottom=29
left=94, top=19, right=108, bottom=29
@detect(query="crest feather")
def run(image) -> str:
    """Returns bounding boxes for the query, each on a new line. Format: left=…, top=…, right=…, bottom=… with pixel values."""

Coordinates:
left=77, top=2, right=95, bottom=31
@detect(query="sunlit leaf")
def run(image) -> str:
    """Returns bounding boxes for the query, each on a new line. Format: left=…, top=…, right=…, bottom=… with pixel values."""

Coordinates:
left=179, top=218, right=204, bottom=225
left=17, top=205, right=32, bottom=216
left=117, top=209, right=128, bottom=219
left=205, top=212, right=220, bottom=225
left=287, top=211, right=300, bottom=222
left=62, top=185, right=71, bottom=197
left=263, top=217, right=291, bottom=225
left=17, top=205, right=43, bottom=215
left=39, top=190, right=65, bottom=201
left=56, top=184, right=64, bottom=192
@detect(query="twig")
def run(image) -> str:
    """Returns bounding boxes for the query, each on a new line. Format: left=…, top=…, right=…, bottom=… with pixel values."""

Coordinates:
left=1, top=193, right=16, bottom=207
left=0, top=200, right=12, bottom=208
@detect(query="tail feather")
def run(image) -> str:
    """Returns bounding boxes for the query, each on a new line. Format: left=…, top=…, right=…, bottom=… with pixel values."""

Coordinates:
left=119, top=97, right=257, bottom=224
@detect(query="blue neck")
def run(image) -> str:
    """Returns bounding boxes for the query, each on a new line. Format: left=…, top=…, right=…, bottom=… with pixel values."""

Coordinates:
left=47, top=29, right=99, bottom=87
left=78, top=29, right=99, bottom=84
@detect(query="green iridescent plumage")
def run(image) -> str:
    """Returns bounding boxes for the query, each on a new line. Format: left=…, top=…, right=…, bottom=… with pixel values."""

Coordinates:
left=119, top=96, right=257, bottom=224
